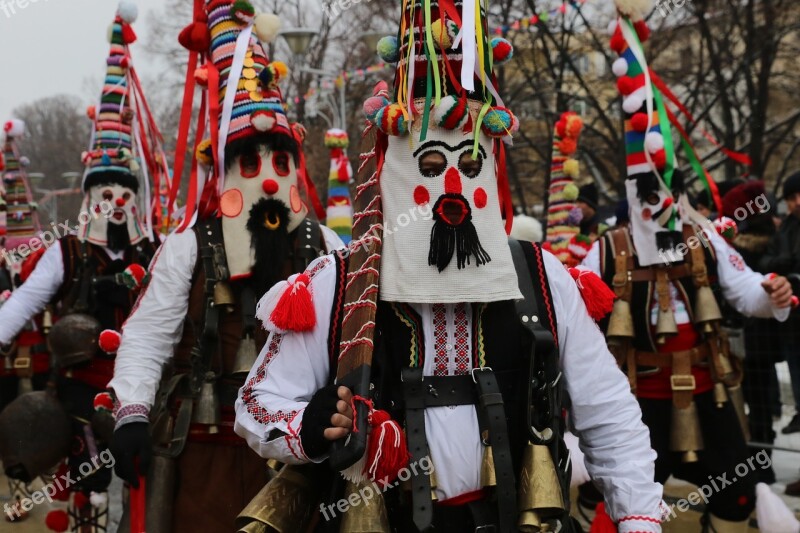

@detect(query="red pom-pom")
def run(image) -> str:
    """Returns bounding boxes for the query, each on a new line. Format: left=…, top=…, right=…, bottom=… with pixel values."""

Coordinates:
left=98, top=330, right=121, bottom=354
left=94, top=392, right=115, bottom=412
left=72, top=491, right=89, bottom=510
left=45, top=510, right=69, bottom=532
left=121, top=23, right=137, bottom=45
left=634, top=20, right=650, bottom=42
left=178, top=19, right=210, bottom=53
left=119, top=56, right=130, bottom=69
left=616, top=76, right=636, bottom=96
left=270, top=274, right=316, bottom=332
left=365, top=409, right=410, bottom=487
left=630, top=112, right=649, bottom=132
left=555, top=119, right=567, bottom=139
left=492, top=39, right=513, bottom=63
left=557, top=137, right=577, bottom=155
left=124, top=264, right=147, bottom=288
left=652, top=149, right=667, bottom=169
left=610, top=28, right=625, bottom=54
left=590, top=502, right=617, bottom=533
left=569, top=267, right=616, bottom=321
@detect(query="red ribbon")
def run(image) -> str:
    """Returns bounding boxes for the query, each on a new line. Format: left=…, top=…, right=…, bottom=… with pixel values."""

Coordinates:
left=650, top=69, right=752, bottom=167
left=495, top=141, right=514, bottom=235
left=129, top=474, right=146, bottom=533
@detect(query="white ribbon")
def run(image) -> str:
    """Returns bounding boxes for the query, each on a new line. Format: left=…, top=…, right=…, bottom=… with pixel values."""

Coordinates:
left=461, top=0, right=476, bottom=91
left=217, top=24, right=254, bottom=193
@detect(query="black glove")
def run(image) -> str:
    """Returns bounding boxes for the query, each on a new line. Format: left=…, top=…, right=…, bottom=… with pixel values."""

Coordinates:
left=299, top=385, right=341, bottom=459
left=110, top=422, right=151, bottom=488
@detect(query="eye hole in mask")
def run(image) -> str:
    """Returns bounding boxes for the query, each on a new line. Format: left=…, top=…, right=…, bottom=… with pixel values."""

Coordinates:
left=419, top=150, right=447, bottom=178
left=240, top=151, right=261, bottom=178
left=458, top=151, right=483, bottom=179
left=273, top=152, right=291, bottom=177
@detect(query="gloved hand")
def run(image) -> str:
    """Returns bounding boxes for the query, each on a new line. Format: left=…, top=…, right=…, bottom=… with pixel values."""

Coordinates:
left=110, top=422, right=151, bottom=488
left=299, top=385, right=353, bottom=459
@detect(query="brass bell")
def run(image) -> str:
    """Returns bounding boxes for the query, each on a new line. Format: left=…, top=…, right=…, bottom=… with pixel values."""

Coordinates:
left=655, top=307, right=678, bottom=344
left=481, top=444, right=497, bottom=488
left=192, top=372, right=220, bottom=431
left=429, top=463, right=438, bottom=502
left=714, top=382, right=729, bottom=408
left=727, top=385, right=750, bottom=442
left=694, top=285, right=722, bottom=328
left=607, top=299, right=635, bottom=339
left=519, top=508, right=542, bottom=533
left=339, top=480, right=391, bottom=533
left=213, top=281, right=235, bottom=311
left=231, top=334, right=258, bottom=377
left=669, top=402, right=704, bottom=463
left=42, top=309, right=53, bottom=334
left=236, top=465, right=319, bottom=533
left=518, top=443, right=565, bottom=520
left=17, top=377, right=33, bottom=396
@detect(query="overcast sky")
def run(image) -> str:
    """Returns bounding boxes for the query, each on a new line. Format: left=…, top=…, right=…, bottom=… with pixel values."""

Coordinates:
left=0, top=0, right=165, bottom=122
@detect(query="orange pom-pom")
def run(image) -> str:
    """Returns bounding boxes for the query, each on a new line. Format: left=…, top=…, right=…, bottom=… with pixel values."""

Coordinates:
left=87, top=106, right=96, bottom=120
left=98, top=330, right=121, bottom=354
left=45, top=510, right=69, bottom=532
left=557, top=137, right=577, bottom=155
left=270, top=274, right=315, bottom=332
left=565, top=115, right=583, bottom=138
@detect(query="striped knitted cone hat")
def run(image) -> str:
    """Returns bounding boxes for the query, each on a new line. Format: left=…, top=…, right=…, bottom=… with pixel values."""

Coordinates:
left=324, top=129, right=353, bottom=244
left=2, top=119, right=41, bottom=249
left=544, top=111, right=584, bottom=266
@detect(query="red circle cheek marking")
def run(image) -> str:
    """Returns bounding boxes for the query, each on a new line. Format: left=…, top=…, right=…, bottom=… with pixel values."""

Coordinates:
left=289, top=185, right=303, bottom=213
left=642, top=208, right=652, bottom=221
left=262, top=179, right=279, bottom=195
left=473, top=188, right=487, bottom=209
left=220, top=188, right=243, bottom=218
left=414, top=185, right=430, bottom=205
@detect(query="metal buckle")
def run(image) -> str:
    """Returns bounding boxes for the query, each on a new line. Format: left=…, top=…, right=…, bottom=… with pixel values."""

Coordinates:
left=13, top=357, right=31, bottom=370
left=474, top=526, right=496, bottom=533
left=471, top=366, right=493, bottom=383
left=670, top=375, right=696, bottom=391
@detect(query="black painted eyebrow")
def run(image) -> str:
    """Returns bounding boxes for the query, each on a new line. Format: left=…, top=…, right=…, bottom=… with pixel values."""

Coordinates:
left=412, top=139, right=487, bottom=159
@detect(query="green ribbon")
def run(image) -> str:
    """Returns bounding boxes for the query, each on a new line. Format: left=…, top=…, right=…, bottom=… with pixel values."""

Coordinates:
left=473, top=102, right=491, bottom=159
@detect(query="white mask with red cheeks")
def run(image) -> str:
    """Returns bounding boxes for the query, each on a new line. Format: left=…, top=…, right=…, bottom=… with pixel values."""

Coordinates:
left=625, top=177, right=692, bottom=266
left=218, top=146, right=308, bottom=280
left=379, top=127, right=522, bottom=304
left=79, top=183, right=146, bottom=246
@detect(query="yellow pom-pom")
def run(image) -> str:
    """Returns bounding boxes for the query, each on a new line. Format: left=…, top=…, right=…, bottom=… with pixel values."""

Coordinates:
left=196, top=139, right=214, bottom=167
left=563, top=159, right=580, bottom=178
left=563, top=182, right=579, bottom=201
left=271, top=61, right=289, bottom=79
left=430, top=19, right=452, bottom=49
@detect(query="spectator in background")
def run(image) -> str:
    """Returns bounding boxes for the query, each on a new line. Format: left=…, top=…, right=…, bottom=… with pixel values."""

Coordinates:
left=576, top=183, right=601, bottom=237
left=723, top=180, right=781, bottom=484
left=694, top=179, right=745, bottom=219
left=760, top=171, right=800, bottom=438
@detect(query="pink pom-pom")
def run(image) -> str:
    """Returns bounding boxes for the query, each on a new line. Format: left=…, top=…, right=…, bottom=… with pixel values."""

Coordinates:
left=45, top=510, right=69, bottom=532
left=98, top=330, right=121, bottom=354
left=569, top=267, right=616, bottom=321
left=270, top=274, right=315, bottom=332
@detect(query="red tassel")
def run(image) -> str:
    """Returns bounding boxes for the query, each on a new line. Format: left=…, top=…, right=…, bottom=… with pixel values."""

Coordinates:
left=569, top=267, right=616, bottom=321
left=45, top=510, right=70, bottom=532
left=364, top=409, right=410, bottom=487
left=270, top=274, right=316, bottom=332
left=590, top=503, right=617, bottom=533
left=121, top=23, right=137, bottom=45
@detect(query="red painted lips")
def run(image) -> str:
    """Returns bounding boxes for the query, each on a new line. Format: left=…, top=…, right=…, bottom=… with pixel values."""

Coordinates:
left=435, top=196, right=469, bottom=226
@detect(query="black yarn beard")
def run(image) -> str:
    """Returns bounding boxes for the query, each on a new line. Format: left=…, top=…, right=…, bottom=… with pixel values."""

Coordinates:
left=427, top=194, right=491, bottom=272
left=106, top=221, right=131, bottom=253
left=246, top=198, right=292, bottom=296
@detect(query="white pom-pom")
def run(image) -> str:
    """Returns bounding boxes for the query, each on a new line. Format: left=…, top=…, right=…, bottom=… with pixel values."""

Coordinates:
left=89, top=492, right=108, bottom=508
left=755, top=483, right=800, bottom=533
left=612, top=58, right=628, bottom=77
left=251, top=111, right=275, bottom=132
left=254, top=13, right=281, bottom=43
left=510, top=215, right=543, bottom=243
left=622, top=89, right=646, bottom=114
left=18, top=156, right=30, bottom=168
left=117, top=0, right=138, bottom=24
left=607, top=19, right=618, bottom=35
left=432, top=95, right=468, bottom=129
left=3, top=119, right=25, bottom=138
left=614, top=0, right=652, bottom=21
left=645, top=132, right=664, bottom=153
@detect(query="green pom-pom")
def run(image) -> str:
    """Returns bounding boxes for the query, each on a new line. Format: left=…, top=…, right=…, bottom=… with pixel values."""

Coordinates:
left=231, top=0, right=255, bottom=24
left=377, top=36, right=399, bottom=63
left=563, top=183, right=579, bottom=201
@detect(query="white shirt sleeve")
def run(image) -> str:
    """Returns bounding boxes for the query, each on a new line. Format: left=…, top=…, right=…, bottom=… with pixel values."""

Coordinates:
left=704, top=229, right=790, bottom=321
left=582, top=240, right=602, bottom=276
left=108, top=230, right=197, bottom=410
left=544, top=251, right=663, bottom=531
left=320, top=224, right=346, bottom=252
left=234, top=255, right=338, bottom=464
left=0, top=241, right=64, bottom=345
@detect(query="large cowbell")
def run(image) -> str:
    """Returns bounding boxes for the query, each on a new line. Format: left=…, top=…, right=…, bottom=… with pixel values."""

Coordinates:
left=47, top=313, right=102, bottom=368
left=0, top=391, right=72, bottom=482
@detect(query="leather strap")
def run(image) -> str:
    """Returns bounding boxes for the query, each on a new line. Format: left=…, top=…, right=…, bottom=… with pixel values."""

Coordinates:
left=634, top=343, right=711, bottom=368
left=411, top=374, right=477, bottom=407
left=473, top=368, right=516, bottom=533
left=294, top=218, right=322, bottom=273
left=671, top=349, right=695, bottom=409
left=629, top=264, right=691, bottom=282
left=402, top=366, right=434, bottom=532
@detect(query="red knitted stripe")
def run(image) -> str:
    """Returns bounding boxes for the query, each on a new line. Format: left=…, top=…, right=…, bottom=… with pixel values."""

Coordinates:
left=532, top=244, right=558, bottom=347
left=618, top=515, right=661, bottom=524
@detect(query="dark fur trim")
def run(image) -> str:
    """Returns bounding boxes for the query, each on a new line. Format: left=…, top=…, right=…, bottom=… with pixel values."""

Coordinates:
left=83, top=170, right=139, bottom=193
left=733, top=232, right=772, bottom=253
left=224, top=133, right=300, bottom=174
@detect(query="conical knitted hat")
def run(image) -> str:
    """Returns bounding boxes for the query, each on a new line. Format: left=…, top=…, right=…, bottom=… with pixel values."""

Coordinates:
left=2, top=119, right=41, bottom=248
left=324, top=129, right=353, bottom=244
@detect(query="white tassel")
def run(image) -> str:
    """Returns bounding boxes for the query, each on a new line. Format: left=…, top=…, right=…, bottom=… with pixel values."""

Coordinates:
left=756, top=483, right=800, bottom=533
left=339, top=452, right=367, bottom=485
